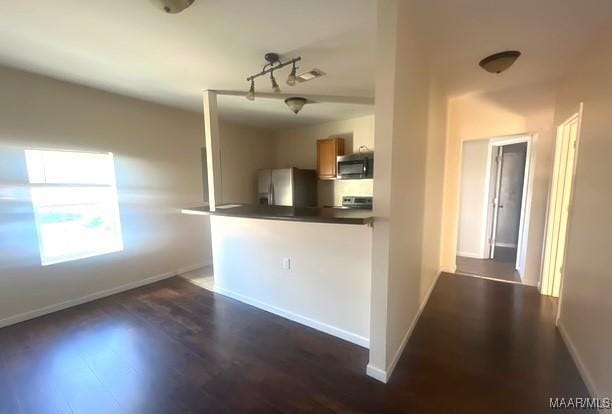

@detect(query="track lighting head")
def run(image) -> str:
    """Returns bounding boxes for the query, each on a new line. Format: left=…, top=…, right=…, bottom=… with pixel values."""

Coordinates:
left=246, top=79, right=255, bottom=101
left=286, top=63, right=297, bottom=86
left=271, top=72, right=281, bottom=93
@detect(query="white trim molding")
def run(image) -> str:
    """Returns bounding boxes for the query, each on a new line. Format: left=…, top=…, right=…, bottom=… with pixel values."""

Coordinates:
left=214, top=286, right=370, bottom=348
left=366, top=271, right=442, bottom=383
left=456, top=251, right=485, bottom=259
left=366, top=364, right=388, bottom=383
left=0, top=262, right=210, bottom=329
left=558, top=322, right=600, bottom=402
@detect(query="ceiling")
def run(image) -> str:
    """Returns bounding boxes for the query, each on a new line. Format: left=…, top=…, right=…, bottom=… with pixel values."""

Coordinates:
left=0, top=0, right=376, bottom=123
left=1, top=0, right=611, bottom=126
left=413, top=0, right=612, bottom=98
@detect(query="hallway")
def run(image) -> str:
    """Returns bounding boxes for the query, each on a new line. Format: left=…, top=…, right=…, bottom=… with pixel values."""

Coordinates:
left=0, top=273, right=587, bottom=413
left=456, top=255, right=521, bottom=282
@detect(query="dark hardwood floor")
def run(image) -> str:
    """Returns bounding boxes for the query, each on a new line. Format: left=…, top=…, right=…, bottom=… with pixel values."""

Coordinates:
left=0, top=273, right=588, bottom=413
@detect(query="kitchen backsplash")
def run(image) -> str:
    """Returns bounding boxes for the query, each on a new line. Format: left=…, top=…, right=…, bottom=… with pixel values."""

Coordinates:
left=318, top=179, right=374, bottom=207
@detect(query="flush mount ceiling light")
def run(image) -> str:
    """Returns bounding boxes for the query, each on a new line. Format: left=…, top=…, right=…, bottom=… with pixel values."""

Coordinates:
left=284, top=97, right=308, bottom=114
left=245, top=52, right=302, bottom=100
left=479, top=50, right=521, bottom=74
left=150, top=0, right=195, bottom=14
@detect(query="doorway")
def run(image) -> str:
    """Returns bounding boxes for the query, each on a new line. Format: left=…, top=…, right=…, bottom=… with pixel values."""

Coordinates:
left=455, top=135, right=533, bottom=283
left=541, top=107, right=582, bottom=300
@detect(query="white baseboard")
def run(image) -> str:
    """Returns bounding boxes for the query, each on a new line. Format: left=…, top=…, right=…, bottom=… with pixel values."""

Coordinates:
left=366, top=271, right=442, bottom=383
left=456, top=251, right=485, bottom=259
left=0, top=262, right=210, bottom=329
left=455, top=272, right=523, bottom=285
left=366, top=364, right=388, bottom=383
left=557, top=322, right=600, bottom=402
left=176, top=263, right=211, bottom=275
left=214, top=286, right=369, bottom=348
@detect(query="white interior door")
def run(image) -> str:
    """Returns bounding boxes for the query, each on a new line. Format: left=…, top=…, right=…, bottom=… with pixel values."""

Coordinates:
left=488, top=146, right=504, bottom=258
left=541, top=112, right=581, bottom=297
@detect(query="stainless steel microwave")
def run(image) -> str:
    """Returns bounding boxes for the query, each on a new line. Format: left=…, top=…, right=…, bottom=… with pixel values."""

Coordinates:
left=337, top=152, right=374, bottom=179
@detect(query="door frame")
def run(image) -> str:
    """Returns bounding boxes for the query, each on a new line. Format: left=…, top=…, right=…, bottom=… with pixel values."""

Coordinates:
left=481, top=134, right=535, bottom=278
left=537, top=104, right=583, bottom=325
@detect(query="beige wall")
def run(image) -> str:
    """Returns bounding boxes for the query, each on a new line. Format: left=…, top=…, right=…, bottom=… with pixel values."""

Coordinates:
left=274, top=115, right=375, bottom=206
left=440, top=82, right=557, bottom=285
left=368, top=0, right=448, bottom=381
left=553, top=21, right=612, bottom=400
left=0, top=65, right=212, bottom=325
left=219, top=121, right=275, bottom=204
left=211, top=215, right=372, bottom=346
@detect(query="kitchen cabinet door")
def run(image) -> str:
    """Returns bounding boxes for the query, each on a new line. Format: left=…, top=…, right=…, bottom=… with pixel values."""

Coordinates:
left=317, top=138, right=344, bottom=179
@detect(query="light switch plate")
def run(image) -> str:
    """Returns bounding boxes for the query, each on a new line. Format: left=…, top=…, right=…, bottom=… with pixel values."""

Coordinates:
left=282, top=257, right=291, bottom=270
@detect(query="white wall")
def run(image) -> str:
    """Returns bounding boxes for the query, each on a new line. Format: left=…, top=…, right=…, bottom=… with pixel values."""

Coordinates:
left=274, top=115, right=375, bottom=206
left=457, top=139, right=490, bottom=258
left=440, top=82, right=557, bottom=285
left=219, top=121, right=275, bottom=204
left=0, top=66, right=212, bottom=325
left=210, top=215, right=372, bottom=347
left=368, top=0, right=448, bottom=381
left=553, top=19, right=612, bottom=400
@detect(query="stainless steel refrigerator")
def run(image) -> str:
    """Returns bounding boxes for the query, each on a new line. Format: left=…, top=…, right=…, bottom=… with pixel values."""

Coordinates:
left=257, top=168, right=317, bottom=207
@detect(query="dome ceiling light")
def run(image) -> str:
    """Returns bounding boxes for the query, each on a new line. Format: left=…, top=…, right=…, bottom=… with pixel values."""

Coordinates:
left=150, top=0, right=195, bottom=14
left=479, top=50, right=521, bottom=74
left=284, top=97, right=308, bottom=115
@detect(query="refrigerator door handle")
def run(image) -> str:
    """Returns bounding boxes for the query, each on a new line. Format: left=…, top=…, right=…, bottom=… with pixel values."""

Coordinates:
left=269, top=182, right=274, bottom=205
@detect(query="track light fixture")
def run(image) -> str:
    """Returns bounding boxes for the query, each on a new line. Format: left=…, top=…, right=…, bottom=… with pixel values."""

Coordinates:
left=245, top=52, right=301, bottom=101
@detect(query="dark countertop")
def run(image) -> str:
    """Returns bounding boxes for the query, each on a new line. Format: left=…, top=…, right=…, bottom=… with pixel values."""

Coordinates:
left=181, top=204, right=373, bottom=225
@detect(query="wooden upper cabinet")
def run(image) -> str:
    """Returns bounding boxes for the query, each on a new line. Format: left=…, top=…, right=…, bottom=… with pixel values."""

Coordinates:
left=317, top=137, right=345, bottom=180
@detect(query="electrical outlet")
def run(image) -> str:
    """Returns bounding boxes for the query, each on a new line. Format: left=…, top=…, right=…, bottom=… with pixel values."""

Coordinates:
left=282, top=257, right=291, bottom=270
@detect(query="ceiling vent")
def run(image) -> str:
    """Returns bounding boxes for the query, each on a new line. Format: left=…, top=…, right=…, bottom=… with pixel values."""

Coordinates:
left=296, top=69, right=326, bottom=83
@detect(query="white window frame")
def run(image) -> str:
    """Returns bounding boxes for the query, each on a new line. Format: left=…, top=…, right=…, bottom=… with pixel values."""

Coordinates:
left=25, top=149, right=123, bottom=266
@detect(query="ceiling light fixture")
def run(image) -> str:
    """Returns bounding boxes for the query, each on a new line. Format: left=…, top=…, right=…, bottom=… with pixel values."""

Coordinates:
left=270, top=72, right=281, bottom=93
left=286, top=62, right=297, bottom=86
left=285, top=97, right=308, bottom=115
left=245, top=52, right=301, bottom=101
left=479, top=50, right=521, bottom=74
left=150, top=0, right=195, bottom=14
left=246, top=79, right=255, bottom=101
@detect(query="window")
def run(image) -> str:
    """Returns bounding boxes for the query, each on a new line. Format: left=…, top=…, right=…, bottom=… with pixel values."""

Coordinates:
left=25, top=150, right=123, bottom=266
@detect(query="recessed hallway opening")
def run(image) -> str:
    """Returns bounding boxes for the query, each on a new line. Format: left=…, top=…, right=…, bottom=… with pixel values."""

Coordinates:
left=455, top=136, right=531, bottom=284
